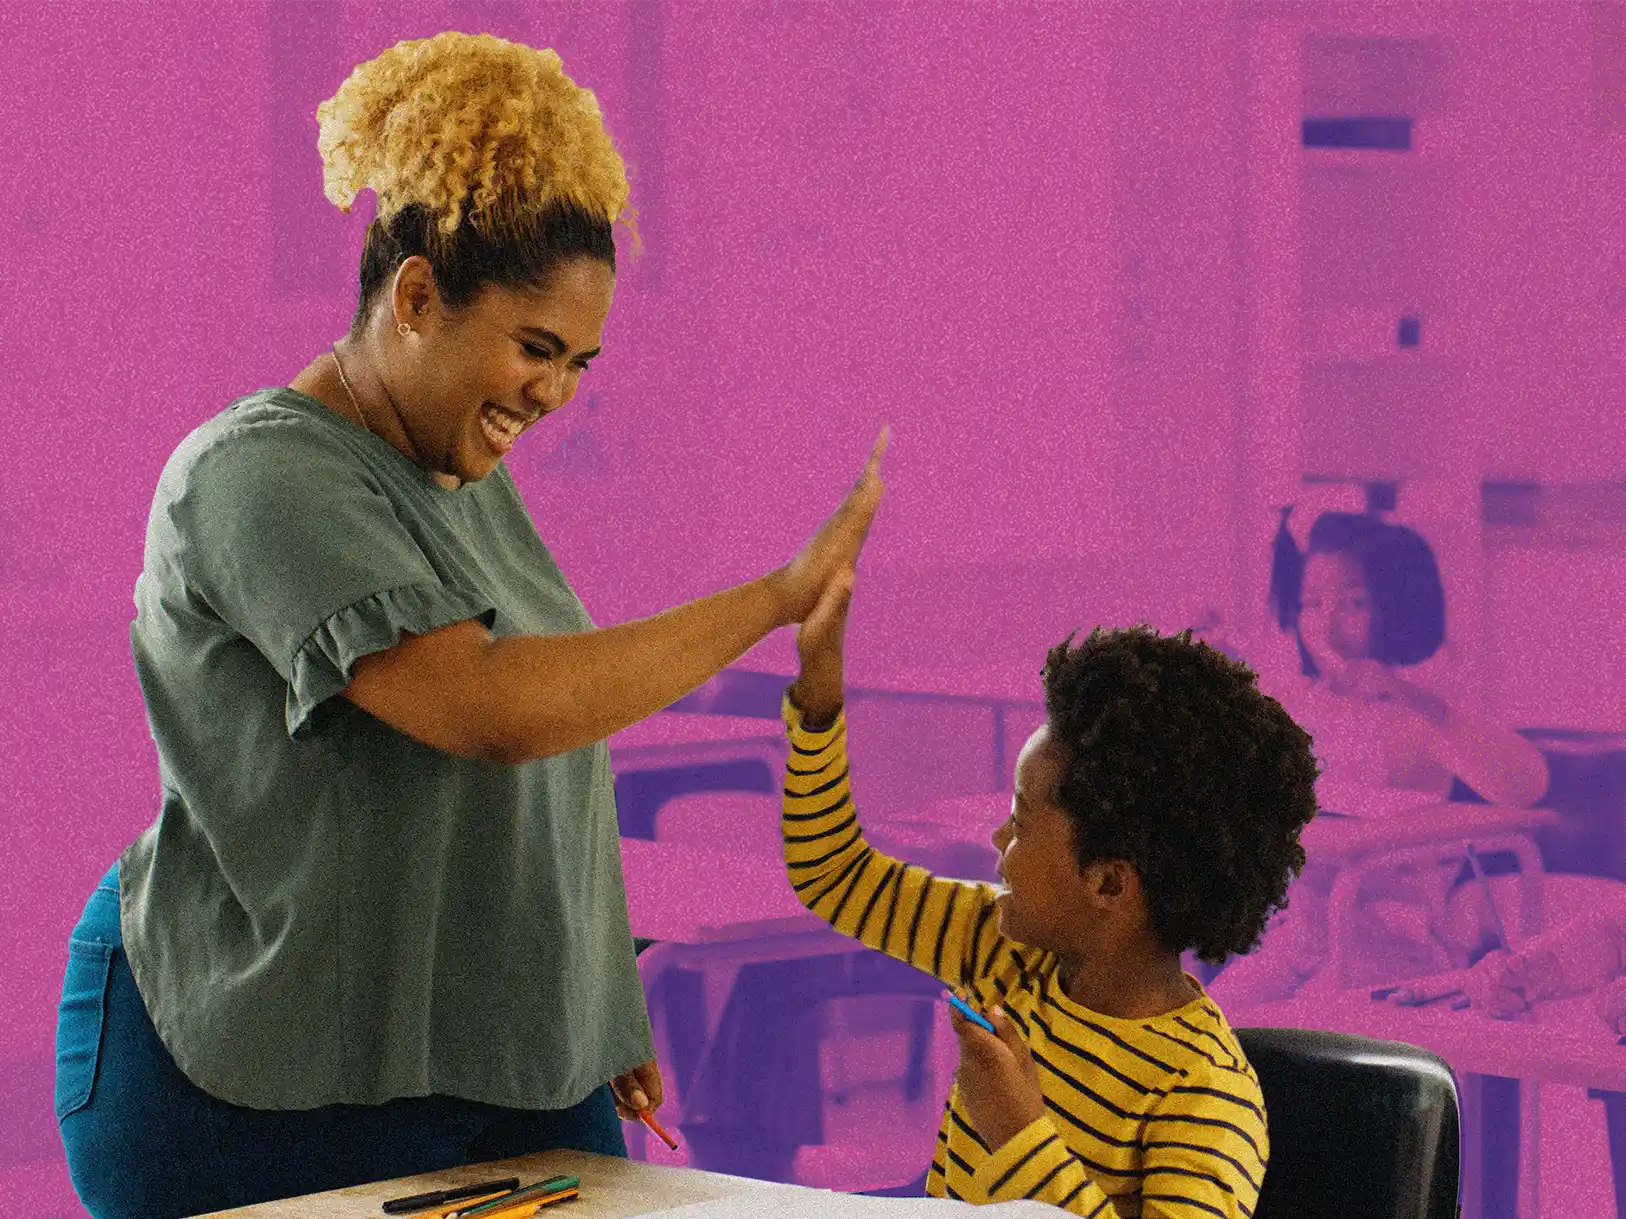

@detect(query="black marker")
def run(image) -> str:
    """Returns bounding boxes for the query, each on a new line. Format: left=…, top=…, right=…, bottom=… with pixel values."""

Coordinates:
left=382, top=1178, right=521, bottom=1214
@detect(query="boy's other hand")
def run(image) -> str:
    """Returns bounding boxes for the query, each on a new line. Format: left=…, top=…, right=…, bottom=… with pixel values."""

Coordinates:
left=790, top=568, right=853, bottom=729
left=949, top=991, right=1046, bottom=1152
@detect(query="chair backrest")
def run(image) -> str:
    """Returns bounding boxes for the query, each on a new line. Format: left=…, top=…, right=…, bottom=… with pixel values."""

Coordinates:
left=1235, top=1027, right=1460, bottom=1219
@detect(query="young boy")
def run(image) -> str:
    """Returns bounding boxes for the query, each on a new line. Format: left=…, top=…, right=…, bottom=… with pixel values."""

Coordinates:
left=781, top=570, right=1321, bottom=1216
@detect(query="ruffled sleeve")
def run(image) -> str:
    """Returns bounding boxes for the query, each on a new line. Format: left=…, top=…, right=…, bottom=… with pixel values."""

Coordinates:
left=287, top=583, right=498, bottom=739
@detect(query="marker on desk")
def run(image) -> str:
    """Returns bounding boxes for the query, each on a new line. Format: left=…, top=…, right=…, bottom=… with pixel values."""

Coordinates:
left=409, top=1193, right=516, bottom=1219
left=465, top=1185, right=579, bottom=1219
left=449, top=1177, right=577, bottom=1219
left=382, top=1179, right=520, bottom=1215
left=946, top=991, right=996, bottom=1034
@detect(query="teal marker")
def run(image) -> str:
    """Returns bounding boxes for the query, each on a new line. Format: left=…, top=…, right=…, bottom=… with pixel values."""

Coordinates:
left=946, top=991, right=996, bottom=1033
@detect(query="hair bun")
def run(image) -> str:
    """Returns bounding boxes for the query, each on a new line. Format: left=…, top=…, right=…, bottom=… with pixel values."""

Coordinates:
left=316, top=31, right=635, bottom=244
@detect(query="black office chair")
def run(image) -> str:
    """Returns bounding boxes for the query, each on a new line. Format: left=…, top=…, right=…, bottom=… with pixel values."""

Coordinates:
left=1236, top=1027, right=1461, bottom=1219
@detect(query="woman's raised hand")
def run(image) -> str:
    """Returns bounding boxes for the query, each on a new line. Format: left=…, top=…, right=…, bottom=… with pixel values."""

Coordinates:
left=770, top=426, right=889, bottom=627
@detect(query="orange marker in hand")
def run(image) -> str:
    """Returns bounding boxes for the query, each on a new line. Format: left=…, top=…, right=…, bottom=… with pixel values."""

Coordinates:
left=637, top=1107, right=679, bottom=1150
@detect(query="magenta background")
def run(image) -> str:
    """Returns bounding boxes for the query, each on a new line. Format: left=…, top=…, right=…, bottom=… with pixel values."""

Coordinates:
left=4, top=0, right=1626, bottom=1213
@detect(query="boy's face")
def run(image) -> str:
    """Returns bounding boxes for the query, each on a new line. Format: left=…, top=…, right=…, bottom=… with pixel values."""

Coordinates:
left=990, top=724, right=1101, bottom=949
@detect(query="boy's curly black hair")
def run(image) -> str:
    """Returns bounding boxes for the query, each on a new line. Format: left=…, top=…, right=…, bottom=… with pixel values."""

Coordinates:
left=1042, top=624, right=1321, bottom=965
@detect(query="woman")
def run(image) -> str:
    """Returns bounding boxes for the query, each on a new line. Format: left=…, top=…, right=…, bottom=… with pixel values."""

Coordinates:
left=1208, top=506, right=1549, bottom=1003
left=56, top=32, right=887, bottom=1218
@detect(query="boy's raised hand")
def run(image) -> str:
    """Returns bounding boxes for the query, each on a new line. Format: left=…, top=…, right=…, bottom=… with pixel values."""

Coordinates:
left=790, top=567, right=854, bottom=729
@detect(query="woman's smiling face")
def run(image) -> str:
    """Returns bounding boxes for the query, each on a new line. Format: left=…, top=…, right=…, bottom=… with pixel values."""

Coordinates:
left=387, top=255, right=614, bottom=486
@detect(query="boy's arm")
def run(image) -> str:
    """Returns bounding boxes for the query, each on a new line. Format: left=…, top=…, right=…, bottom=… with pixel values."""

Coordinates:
left=782, top=691, right=1013, bottom=990
left=966, top=1117, right=1109, bottom=1214
left=784, top=570, right=1033, bottom=991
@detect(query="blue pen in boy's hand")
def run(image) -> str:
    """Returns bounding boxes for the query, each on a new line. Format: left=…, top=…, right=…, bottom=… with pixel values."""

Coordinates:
left=946, top=991, right=996, bottom=1034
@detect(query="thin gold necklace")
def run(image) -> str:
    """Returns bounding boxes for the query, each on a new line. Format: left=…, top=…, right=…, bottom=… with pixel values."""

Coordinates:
left=331, top=341, right=448, bottom=485
left=330, top=343, right=372, bottom=433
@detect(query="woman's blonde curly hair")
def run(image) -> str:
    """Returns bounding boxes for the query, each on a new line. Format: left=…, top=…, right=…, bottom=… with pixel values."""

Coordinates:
left=317, top=31, right=638, bottom=326
left=318, top=31, right=636, bottom=244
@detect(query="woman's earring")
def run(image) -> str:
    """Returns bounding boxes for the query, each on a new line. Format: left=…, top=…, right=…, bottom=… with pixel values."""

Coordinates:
left=397, top=321, right=413, bottom=337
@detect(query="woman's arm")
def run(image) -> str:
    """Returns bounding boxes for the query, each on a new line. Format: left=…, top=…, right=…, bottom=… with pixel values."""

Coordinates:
left=345, top=427, right=890, bottom=763
left=345, top=575, right=787, bottom=763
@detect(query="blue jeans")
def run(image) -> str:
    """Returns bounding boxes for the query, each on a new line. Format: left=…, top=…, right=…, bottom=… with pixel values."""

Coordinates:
left=57, top=863, right=626, bottom=1219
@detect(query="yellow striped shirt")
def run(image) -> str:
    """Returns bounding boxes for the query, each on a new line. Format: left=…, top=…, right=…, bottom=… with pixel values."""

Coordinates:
left=781, top=694, right=1267, bottom=1218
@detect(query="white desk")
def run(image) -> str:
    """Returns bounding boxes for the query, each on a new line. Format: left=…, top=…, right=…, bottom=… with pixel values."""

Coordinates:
left=197, top=1147, right=827, bottom=1218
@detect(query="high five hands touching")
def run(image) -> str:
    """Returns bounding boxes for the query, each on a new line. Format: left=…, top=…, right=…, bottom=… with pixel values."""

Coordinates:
left=772, top=426, right=888, bottom=630
left=784, top=426, right=887, bottom=729
left=618, top=429, right=887, bottom=1133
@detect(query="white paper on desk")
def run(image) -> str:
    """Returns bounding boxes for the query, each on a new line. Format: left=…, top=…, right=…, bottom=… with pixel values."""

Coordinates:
left=641, top=1188, right=1061, bottom=1217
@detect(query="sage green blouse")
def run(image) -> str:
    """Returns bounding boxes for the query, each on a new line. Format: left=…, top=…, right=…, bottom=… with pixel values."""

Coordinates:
left=120, top=388, right=653, bottom=1110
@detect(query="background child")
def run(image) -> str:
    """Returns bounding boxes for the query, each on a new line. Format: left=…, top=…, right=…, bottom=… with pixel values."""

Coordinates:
left=1208, top=508, right=1549, bottom=1005
left=780, top=567, right=1321, bottom=1215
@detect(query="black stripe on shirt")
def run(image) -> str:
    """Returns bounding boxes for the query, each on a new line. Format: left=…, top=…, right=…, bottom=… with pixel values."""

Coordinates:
left=931, top=885, right=964, bottom=979
left=788, top=823, right=863, bottom=874
left=1144, top=1141, right=1261, bottom=1194
left=1023, top=1157, right=1069, bottom=1200
left=784, top=766, right=850, bottom=801
left=1038, top=971, right=1181, bottom=1076
left=827, top=851, right=879, bottom=927
left=946, top=1144, right=978, bottom=1180
left=949, top=1105, right=991, bottom=1152
left=1142, top=1024, right=1228, bottom=1072
left=1175, top=1016, right=1242, bottom=1070
left=990, top=1133, right=1060, bottom=1195
left=798, top=845, right=872, bottom=904
left=1148, top=1163, right=1240, bottom=1200
left=1029, top=1045, right=1143, bottom=1123
left=878, top=862, right=910, bottom=952
left=783, top=812, right=856, bottom=844
left=1169, top=1083, right=1265, bottom=1122
left=1037, top=1094, right=1140, bottom=1153
left=782, top=792, right=850, bottom=823
left=1146, top=1112, right=1264, bottom=1162
left=1142, top=1193, right=1230, bottom=1218
left=905, top=867, right=932, bottom=965
left=1026, top=1009, right=1157, bottom=1096
left=853, top=860, right=901, bottom=943
left=966, top=898, right=997, bottom=977
left=791, top=738, right=834, bottom=757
